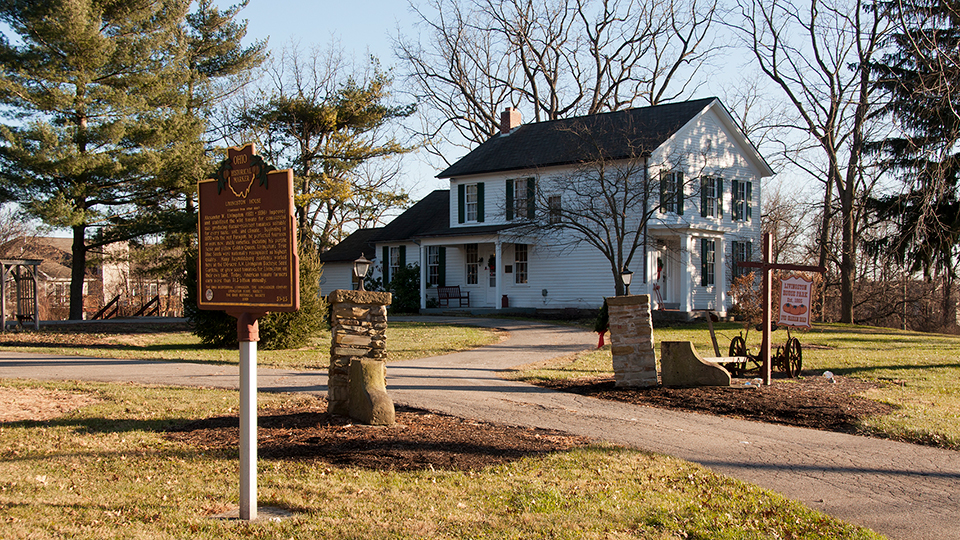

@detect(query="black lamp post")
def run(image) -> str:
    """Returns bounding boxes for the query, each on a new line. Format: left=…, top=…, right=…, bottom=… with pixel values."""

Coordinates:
left=354, top=256, right=372, bottom=291
left=621, top=267, right=633, bottom=296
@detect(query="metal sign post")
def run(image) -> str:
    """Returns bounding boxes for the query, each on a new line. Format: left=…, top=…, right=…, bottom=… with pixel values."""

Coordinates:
left=197, top=144, right=299, bottom=520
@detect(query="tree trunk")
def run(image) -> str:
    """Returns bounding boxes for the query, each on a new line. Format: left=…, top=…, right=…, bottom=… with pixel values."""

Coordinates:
left=839, top=187, right=856, bottom=324
left=69, top=225, right=87, bottom=321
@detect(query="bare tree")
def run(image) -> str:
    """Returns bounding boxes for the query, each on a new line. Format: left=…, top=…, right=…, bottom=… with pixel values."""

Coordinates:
left=397, top=0, right=721, bottom=160
left=505, top=120, right=708, bottom=295
left=733, top=0, right=891, bottom=323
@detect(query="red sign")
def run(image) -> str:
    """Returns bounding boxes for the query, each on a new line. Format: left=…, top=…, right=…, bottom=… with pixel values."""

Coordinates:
left=197, top=144, right=299, bottom=312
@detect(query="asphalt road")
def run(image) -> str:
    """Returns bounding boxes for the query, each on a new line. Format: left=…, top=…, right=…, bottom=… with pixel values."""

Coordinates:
left=1, top=316, right=957, bottom=539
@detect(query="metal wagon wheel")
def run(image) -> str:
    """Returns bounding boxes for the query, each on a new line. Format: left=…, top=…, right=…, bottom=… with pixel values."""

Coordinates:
left=784, top=337, right=803, bottom=378
left=724, top=335, right=748, bottom=377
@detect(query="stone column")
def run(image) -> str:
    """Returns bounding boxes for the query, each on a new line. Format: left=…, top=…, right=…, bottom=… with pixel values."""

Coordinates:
left=607, top=294, right=658, bottom=387
left=327, top=290, right=393, bottom=423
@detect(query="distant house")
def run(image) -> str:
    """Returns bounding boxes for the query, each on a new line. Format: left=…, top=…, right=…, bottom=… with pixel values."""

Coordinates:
left=322, top=97, right=774, bottom=316
left=0, top=237, right=183, bottom=321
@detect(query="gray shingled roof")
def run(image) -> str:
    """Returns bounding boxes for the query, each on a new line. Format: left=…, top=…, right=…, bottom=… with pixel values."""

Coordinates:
left=438, top=98, right=717, bottom=178
left=319, top=190, right=452, bottom=262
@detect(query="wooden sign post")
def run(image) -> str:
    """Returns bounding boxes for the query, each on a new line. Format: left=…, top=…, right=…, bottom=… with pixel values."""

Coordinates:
left=197, top=143, right=299, bottom=520
left=739, top=233, right=824, bottom=386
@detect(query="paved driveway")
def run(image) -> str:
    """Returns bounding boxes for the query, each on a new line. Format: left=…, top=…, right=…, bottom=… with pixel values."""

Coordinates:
left=1, top=317, right=958, bottom=539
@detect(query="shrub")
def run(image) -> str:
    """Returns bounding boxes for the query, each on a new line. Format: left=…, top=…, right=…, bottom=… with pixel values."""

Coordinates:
left=184, top=246, right=328, bottom=349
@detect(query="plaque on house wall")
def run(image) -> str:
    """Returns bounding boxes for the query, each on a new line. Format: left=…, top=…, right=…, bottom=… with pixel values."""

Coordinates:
left=197, top=143, right=300, bottom=312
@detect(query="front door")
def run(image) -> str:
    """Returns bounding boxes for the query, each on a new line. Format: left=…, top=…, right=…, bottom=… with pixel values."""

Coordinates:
left=486, top=251, right=497, bottom=306
left=655, top=241, right=681, bottom=309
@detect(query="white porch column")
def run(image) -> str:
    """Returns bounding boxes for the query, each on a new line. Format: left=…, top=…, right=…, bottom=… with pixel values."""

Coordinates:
left=680, top=233, right=692, bottom=312
left=494, top=239, right=503, bottom=309
left=419, top=243, right=427, bottom=310
left=716, top=236, right=726, bottom=313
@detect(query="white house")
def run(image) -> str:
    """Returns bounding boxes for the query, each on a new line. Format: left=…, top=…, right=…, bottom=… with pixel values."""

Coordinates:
left=321, top=98, right=773, bottom=317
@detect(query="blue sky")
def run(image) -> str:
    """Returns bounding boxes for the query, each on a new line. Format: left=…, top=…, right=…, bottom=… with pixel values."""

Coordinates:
left=219, top=0, right=448, bottom=197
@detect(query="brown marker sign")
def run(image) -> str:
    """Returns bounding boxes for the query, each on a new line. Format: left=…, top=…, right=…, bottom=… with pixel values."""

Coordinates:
left=198, top=143, right=299, bottom=312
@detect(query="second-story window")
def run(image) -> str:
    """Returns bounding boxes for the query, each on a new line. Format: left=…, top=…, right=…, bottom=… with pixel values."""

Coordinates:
left=732, top=179, right=753, bottom=222
left=548, top=195, right=562, bottom=224
left=507, top=178, right=535, bottom=220
left=701, top=176, right=723, bottom=218
left=457, top=183, right=485, bottom=224
left=660, top=171, right=684, bottom=215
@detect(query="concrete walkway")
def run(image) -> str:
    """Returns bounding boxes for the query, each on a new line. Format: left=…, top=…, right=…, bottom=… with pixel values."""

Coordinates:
left=1, top=317, right=958, bottom=540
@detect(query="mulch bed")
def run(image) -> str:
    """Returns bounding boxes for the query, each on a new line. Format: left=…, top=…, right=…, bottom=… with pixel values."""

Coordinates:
left=164, top=373, right=895, bottom=471
left=165, top=399, right=591, bottom=471
left=534, top=373, right=895, bottom=435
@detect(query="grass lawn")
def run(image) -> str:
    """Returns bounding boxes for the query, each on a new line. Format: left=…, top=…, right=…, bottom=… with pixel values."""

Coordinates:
left=513, top=321, right=960, bottom=450
left=0, top=321, right=500, bottom=371
left=0, top=380, right=884, bottom=539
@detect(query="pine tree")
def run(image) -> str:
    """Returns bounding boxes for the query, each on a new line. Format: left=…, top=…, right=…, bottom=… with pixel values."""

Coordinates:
left=0, top=0, right=265, bottom=320
left=869, top=0, right=960, bottom=326
left=0, top=0, right=194, bottom=319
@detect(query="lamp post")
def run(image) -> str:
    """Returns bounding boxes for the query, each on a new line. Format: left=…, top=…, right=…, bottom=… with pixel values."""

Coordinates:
left=354, top=256, right=372, bottom=291
left=621, top=267, right=633, bottom=296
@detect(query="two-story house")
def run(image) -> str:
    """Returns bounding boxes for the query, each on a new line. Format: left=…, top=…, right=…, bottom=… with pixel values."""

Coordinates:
left=321, top=97, right=773, bottom=316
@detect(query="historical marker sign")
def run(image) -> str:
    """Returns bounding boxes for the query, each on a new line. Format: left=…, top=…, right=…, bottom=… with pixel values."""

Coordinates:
left=198, top=143, right=299, bottom=312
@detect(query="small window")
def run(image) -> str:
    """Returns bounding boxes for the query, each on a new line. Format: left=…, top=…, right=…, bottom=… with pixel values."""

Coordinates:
left=732, top=240, right=753, bottom=279
left=732, top=180, right=753, bottom=222
left=389, top=246, right=401, bottom=280
left=548, top=195, right=562, bottom=224
left=515, top=244, right=528, bottom=284
left=701, top=239, right=716, bottom=287
left=466, top=244, right=479, bottom=285
left=465, top=184, right=478, bottom=222
left=660, top=171, right=684, bottom=215
left=507, top=178, right=536, bottom=221
left=427, top=246, right=441, bottom=286
left=701, top=176, right=723, bottom=218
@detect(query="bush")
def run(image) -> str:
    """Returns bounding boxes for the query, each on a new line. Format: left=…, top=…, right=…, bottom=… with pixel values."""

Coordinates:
left=388, top=263, right=421, bottom=314
left=184, top=246, right=328, bottom=349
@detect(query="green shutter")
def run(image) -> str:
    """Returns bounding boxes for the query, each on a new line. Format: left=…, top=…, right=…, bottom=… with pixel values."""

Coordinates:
left=717, top=178, right=723, bottom=217
left=477, top=182, right=485, bottom=222
left=458, top=184, right=465, bottom=224
left=382, top=246, right=390, bottom=283
left=399, top=245, right=406, bottom=267
left=746, top=181, right=753, bottom=221
left=701, top=177, right=708, bottom=218
left=438, top=247, right=446, bottom=287
left=506, top=180, right=514, bottom=221
left=731, top=180, right=740, bottom=221
left=660, top=172, right=668, bottom=211
left=527, top=178, right=536, bottom=219
left=676, top=172, right=684, bottom=215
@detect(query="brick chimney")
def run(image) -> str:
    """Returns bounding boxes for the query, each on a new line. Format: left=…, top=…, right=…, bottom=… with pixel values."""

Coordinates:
left=500, top=107, right=522, bottom=135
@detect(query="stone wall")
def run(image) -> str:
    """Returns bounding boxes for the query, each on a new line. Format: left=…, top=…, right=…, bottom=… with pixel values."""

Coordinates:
left=327, top=289, right=392, bottom=416
left=606, top=294, right=658, bottom=387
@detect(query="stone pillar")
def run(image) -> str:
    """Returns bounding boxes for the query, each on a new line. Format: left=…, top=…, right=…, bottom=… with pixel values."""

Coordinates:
left=607, top=294, right=658, bottom=387
left=327, top=290, right=392, bottom=421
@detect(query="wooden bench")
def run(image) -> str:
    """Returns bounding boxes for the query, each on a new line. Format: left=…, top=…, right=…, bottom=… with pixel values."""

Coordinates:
left=437, top=286, right=470, bottom=307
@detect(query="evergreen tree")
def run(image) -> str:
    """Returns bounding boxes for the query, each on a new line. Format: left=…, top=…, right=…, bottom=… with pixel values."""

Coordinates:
left=869, top=0, right=960, bottom=326
left=0, top=0, right=194, bottom=319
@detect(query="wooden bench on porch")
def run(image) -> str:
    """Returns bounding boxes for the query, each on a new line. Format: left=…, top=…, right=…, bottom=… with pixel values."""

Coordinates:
left=437, top=286, right=470, bottom=307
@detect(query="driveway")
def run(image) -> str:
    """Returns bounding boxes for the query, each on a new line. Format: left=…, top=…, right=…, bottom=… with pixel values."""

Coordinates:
left=1, top=316, right=957, bottom=540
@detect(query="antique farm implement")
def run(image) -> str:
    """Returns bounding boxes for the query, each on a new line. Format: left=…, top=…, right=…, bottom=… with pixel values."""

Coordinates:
left=723, top=326, right=802, bottom=378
